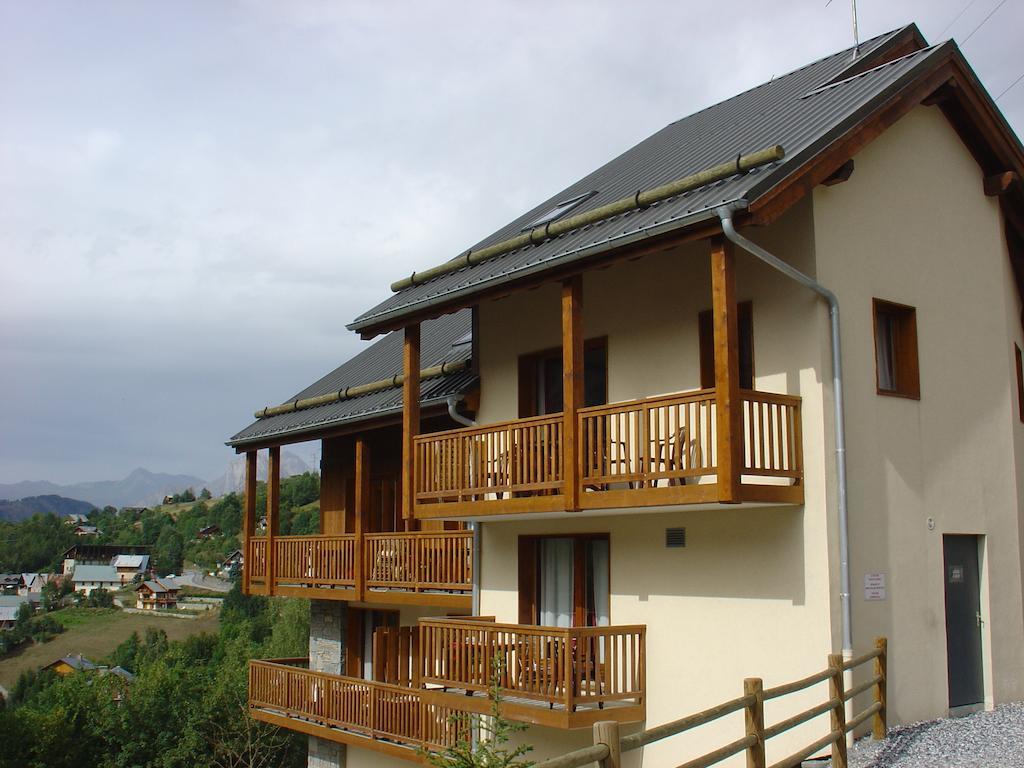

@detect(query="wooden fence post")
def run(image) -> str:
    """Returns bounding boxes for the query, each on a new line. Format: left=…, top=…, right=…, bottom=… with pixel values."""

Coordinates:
left=593, top=721, right=621, bottom=768
left=827, top=653, right=848, bottom=768
left=743, top=678, right=766, bottom=768
left=873, top=637, right=887, bottom=740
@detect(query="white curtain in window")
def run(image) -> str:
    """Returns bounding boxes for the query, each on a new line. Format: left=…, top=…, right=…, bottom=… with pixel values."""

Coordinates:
left=876, top=314, right=896, bottom=391
left=590, top=539, right=610, bottom=627
left=540, top=538, right=574, bottom=627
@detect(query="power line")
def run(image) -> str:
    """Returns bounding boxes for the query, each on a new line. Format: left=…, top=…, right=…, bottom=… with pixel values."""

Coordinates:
left=996, top=71, right=1024, bottom=101
left=961, top=0, right=1008, bottom=44
left=939, top=0, right=981, bottom=38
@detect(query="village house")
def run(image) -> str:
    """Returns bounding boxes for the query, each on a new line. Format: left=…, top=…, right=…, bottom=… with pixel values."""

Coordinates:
left=18, top=573, right=55, bottom=596
left=72, top=524, right=100, bottom=537
left=196, top=524, right=221, bottom=539
left=43, top=654, right=102, bottom=676
left=65, top=513, right=90, bottom=526
left=61, top=543, right=151, bottom=576
left=0, top=574, right=22, bottom=595
left=70, top=564, right=120, bottom=596
left=0, top=595, right=32, bottom=630
left=134, top=578, right=180, bottom=610
left=111, top=554, right=150, bottom=585
left=218, top=549, right=243, bottom=578
left=228, top=26, right=1024, bottom=768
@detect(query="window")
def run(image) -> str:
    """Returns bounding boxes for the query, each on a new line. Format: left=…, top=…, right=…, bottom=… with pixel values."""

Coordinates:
left=698, top=301, right=754, bottom=389
left=521, top=191, right=597, bottom=231
left=518, top=534, right=610, bottom=627
left=873, top=299, right=920, bottom=399
left=518, top=338, right=608, bottom=418
left=1016, top=344, right=1024, bottom=423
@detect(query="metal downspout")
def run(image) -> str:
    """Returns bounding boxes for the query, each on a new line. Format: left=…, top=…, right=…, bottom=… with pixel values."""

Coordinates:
left=446, top=396, right=482, bottom=617
left=447, top=394, right=483, bottom=748
left=716, top=203, right=853, bottom=657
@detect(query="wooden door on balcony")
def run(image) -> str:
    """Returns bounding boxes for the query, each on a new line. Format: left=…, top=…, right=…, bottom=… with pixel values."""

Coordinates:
left=519, top=534, right=609, bottom=628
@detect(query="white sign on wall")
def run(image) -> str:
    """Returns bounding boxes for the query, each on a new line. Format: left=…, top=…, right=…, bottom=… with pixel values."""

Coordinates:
left=864, top=572, right=887, bottom=601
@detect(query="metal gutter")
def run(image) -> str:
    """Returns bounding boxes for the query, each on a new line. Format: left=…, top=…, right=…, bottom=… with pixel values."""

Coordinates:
left=716, top=203, right=853, bottom=656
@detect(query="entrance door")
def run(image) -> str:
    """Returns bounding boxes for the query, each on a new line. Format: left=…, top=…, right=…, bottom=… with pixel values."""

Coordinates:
left=942, top=535, right=984, bottom=708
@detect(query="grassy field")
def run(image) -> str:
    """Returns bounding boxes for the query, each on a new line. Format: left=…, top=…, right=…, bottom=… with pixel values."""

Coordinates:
left=0, top=607, right=220, bottom=689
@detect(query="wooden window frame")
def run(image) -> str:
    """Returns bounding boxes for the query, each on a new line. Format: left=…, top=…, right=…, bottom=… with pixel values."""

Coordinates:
left=873, top=298, right=920, bottom=400
left=699, top=301, right=754, bottom=389
left=518, top=337, right=608, bottom=418
left=517, top=533, right=610, bottom=627
left=1016, top=344, right=1024, bottom=424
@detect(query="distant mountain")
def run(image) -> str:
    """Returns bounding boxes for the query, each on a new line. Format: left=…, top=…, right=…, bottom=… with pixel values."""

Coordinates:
left=0, top=494, right=95, bottom=523
left=206, top=450, right=312, bottom=496
left=0, top=468, right=207, bottom=509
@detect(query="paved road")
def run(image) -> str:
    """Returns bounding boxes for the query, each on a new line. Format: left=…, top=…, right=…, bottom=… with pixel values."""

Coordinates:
left=176, top=569, right=231, bottom=593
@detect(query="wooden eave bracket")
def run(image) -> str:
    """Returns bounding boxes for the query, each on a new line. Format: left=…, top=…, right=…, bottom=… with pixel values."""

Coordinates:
left=822, top=159, right=855, bottom=187
left=984, top=171, right=1020, bottom=197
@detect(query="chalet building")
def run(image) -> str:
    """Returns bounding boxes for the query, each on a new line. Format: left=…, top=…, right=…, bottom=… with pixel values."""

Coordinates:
left=197, top=524, right=222, bottom=539
left=111, top=554, right=150, bottom=585
left=61, top=544, right=151, bottom=576
left=71, top=565, right=120, bottom=596
left=135, top=579, right=180, bottom=610
left=228, top=26, right=1024, bottom=768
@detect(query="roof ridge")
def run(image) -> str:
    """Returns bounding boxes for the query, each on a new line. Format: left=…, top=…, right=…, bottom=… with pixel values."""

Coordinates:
left=800, top=43, right=941, bottom=99
left=665, top=25, right=910, bottom=128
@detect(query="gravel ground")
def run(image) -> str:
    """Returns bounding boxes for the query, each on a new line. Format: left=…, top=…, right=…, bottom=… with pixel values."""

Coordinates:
left=817, top=702, right=1024, bottom=768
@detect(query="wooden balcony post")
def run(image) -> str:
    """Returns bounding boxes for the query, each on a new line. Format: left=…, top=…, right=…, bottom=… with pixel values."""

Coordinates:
left=242, top=450, right=257, bottom=593
left=873, top=637, right=887, bottom=739
left=743, top=678, right=766, bottom=768
left=828, top=653, right=848, bottom=768
left=710, top=236, right=742, bottom=502
left=354, top=436, right=370, bottom=601
left=403, top=323, right=421, bottom=526
left=593, top=721, right=621, bottom=768
left=267, top=446, right=281, bottom=594
left=562, top=276, right=584, bottom=511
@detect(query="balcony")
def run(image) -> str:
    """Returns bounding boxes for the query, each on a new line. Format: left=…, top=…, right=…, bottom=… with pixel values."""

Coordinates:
left=419, top=618, right=646, bottom=729
left=243, top=531, right=473, bottom=609
left=249, top=619, right=646, bottom=757
left=414, top=387, right=803, bottom=518
left=248, top=659, right=467, bottom=761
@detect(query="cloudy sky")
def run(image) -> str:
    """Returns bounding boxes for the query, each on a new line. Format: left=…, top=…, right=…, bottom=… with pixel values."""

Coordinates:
left=2, top=0, right=1022, bottom=486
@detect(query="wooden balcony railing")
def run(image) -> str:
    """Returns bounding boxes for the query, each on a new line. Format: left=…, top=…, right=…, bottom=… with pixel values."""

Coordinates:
left=247, top=536, right=267, bottom=585
left=418, top=618, right=645, bottom=713
left=249, top=659, right=466, bottom=753
left=414, top=413, right=563, bottom=504
left=365, top=531, right=473, bottom=594
left=244, top=531, right=473, bottom=604
left=412, top=387, right=803, bottom=515
left=741, top=390, right=803, bottom=479
left=580, top=389, right=717, bottom=489
left=273, top=535, right=357, bottom=589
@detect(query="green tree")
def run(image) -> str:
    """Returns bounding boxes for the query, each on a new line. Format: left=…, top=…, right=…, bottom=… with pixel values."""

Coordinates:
left=154, top=527, right=184, bottom=574
left=199, top=487, right=212, bottom=501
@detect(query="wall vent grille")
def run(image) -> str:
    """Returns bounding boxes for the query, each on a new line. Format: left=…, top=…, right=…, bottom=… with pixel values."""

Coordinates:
left=666, top=527, right=687, bottom=548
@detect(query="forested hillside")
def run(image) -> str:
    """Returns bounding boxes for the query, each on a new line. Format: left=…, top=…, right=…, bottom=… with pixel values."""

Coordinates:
left=0, top=581, right=310, bottom=768
left=0, top=473, right=322, bottom=575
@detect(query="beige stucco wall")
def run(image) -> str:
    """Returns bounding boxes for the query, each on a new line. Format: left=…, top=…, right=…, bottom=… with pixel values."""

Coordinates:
left=812, top=103, right=1024, bottom=721
left=470, top=202, right=841, bottom=768
left=340, top=104, right=1024, bottom=768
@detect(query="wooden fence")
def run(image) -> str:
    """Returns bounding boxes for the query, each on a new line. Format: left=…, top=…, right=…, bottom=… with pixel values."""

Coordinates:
left=247, top=536, right=267, bottom=585
left=273, top=535, right=357, bottom=589
left=534, top=638, right=887, bottom=768
left=579, top=390, right=717, bottom=489
left=249, top=659, right=466, bottom=751
left=364, top=530, right=473, bottom=593
left=418, top=618, right=645, bottom=713
left=414, top=413, right=564, bottom=503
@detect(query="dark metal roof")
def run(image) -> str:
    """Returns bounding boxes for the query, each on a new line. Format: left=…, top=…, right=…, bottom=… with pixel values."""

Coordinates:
left=350, top=26, right=951, bottom=333
left=229, top=309, right=476, bottom=448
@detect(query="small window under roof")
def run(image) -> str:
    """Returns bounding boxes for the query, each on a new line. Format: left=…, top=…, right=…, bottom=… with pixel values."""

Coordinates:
left=521, top=191, right=596, bottom=231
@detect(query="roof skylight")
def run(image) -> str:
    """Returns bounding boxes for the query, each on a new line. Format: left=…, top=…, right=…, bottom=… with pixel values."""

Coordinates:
left=521, top=191, right=596, bottom=231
